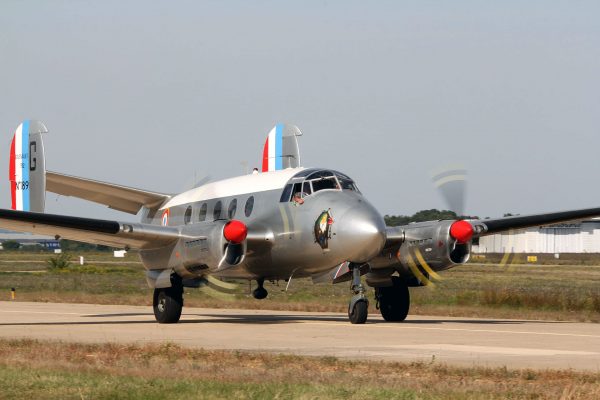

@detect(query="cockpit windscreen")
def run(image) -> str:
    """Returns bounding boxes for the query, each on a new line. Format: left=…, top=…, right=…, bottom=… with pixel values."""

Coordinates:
left=280, top=169, right=360, bottom=202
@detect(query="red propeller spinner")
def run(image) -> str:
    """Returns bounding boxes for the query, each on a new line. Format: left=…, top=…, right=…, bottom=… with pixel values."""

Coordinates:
left=223, top=220, right=248, bottom=244
left=449, top=220, right=474, bottom=244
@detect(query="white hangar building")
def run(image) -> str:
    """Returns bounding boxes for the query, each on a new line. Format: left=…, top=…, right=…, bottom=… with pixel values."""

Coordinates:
left=473, top=220, right=600, bottom=254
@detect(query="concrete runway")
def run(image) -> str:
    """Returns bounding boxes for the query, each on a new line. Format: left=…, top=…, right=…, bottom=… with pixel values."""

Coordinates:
left=1, top=301, right=600, bottom=371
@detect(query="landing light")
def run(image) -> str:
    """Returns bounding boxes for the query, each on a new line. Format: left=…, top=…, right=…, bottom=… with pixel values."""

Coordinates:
left=223, top=220, right=248, bottom=244
left=449, top=220, right=474, bottom=244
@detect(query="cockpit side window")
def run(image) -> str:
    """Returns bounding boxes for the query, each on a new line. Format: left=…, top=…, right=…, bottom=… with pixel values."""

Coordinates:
left=336, top=173, right=359, bottom=192
left=280, top=183, right=293, bottom=202
left=290, top=182, right=303, bottom=200
left=330, top=171, right=360, bottom=193
left=302, top=181, right=312, bottom=195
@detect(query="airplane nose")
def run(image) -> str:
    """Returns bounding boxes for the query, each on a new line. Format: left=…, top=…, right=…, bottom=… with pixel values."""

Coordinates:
left=335, top=204, right=386, bottom=263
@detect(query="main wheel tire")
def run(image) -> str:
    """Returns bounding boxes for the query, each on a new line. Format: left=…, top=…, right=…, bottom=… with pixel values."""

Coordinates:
left=252, top=287, right=268, bottom=300
left=153, top=286, right=183, bottom=324
left=377, top=277, right=410, bottom=322
left=348, top=299, right=368, bottom=324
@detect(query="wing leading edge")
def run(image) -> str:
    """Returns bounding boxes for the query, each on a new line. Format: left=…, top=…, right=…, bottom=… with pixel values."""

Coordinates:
left=472, top=207, right=600, bottom=236
left=0, top=208, right=181, bottom=249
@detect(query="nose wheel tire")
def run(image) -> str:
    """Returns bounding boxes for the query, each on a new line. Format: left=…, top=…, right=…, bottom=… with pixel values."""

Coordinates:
left=252, top=287, right=268, bottom=299
left=153, top=285, right=183, bottom=324
left=375, top=276, right=410, bottom=322
left=348, top=298, right=368, bottom=324
left=252, top=278, right=268, bottom=300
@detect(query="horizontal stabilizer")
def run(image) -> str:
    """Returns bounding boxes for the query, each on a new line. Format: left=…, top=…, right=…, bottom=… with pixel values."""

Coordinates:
left=0, top=208, right=181, bottom=249
left=46, top=171, right=171, bottom=214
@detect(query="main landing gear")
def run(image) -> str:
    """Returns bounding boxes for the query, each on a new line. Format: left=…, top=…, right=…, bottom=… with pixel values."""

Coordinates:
left=252, top=278, right=268, bottom=300
left=348, top=263, right=368, bottom=324
left=153, top=274, right=183, bottom=324
left=375, top=276, right=410, bottom=322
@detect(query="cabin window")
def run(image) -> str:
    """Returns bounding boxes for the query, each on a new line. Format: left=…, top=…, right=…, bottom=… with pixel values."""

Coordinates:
left=245, top=196, right=254, bottom=217
left=213, top=201, right=222, bottom=220
left=184, top=206, right=192, bottom=225
left=228, top=199, right=237, bottom=219
left=198, top=203, right=207, bottom=221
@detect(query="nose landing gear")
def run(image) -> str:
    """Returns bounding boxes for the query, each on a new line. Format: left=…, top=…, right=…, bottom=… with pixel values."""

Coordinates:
left=348, top=263, right=368, bottom=324
left=252, top=278, right=268, bottom=300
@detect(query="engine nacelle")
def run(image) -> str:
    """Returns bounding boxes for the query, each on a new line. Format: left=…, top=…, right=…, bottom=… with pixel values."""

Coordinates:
left=141, top=220, right=247, bottom=283
left=396, top=220, right=471, bottom=279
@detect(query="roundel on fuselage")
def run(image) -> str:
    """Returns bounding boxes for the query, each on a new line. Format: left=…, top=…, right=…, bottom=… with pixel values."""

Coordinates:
left=161, top=209, right=170, bottom=226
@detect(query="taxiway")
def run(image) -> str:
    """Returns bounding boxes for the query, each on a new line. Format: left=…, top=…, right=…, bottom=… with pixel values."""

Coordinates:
left=1, top=301, right=599, bottom=371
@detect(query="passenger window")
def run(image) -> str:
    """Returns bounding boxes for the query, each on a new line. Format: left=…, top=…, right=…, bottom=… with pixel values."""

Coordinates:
left=213, top=201, right=222, bottom=220
left=198, top=203, right=207, bottom=221
left=244, top=196, right=254, bottom=217
left=228, top=199, right=237, bottom=219
left=184, top=206, right=192, bottom=225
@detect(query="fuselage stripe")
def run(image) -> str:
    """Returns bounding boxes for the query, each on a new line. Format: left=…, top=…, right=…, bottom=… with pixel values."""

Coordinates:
left=275, top=123, right=283, bottom=170
left=268, top=126, right=276, bottom=171
left=21, top=120, right=30, bottom=211
left=279, top=204, right=290, bottom=233
left=261, top=137, right=269, bottom=172
left=9, top=136, right=15, bottom=210
left=14, top=123, right=23, bottom=211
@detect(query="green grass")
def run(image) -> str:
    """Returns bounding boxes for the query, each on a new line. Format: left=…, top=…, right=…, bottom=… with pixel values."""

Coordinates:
left=0, top=339, right=599, bottom=399
left=0, top=366, right=419, bottom=400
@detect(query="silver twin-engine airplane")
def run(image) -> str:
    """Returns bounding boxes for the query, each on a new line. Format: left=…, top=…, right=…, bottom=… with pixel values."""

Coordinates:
left=4, top=120, right=600, bottom=324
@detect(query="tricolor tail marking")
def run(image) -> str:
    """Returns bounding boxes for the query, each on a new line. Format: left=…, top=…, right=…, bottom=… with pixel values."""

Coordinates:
left=261, top=124, right=283, bottom=172
left=9, top=121, right=31, bottom=211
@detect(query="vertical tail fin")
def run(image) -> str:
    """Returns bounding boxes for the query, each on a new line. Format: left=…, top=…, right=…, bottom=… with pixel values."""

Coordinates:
left=8, top=120, right=48, bottom=212
left=261, top=124, right=302, bottom=172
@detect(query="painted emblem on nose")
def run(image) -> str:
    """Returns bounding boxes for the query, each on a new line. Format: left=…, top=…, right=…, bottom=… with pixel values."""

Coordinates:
left=314, top=209, right=334, bottom=250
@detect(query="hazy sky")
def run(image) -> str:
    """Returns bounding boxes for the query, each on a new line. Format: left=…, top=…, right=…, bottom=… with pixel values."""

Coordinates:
left=1, top=1, right=598, bottom=221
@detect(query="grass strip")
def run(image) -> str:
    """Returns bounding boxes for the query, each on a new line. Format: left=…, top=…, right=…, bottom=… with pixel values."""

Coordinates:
left=0, top=339, right=598, bottom=399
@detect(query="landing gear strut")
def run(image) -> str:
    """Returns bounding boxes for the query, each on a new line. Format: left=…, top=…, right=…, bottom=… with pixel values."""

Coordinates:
left=348, top=263, right=368, bottom=324
left=153, top=274, right=183, bottom=324
left=375, top=276, right=410, bottom=322
left=252, top=278, right=268, bottom=300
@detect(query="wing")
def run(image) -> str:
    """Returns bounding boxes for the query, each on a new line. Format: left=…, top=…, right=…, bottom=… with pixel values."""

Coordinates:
left=46, top=171, right=171, bottom=214
left=0, top=208, right=182, bottom=249
left=472, top=207, right=600, bottom=236
left=383, top=207, right=600, bottom=248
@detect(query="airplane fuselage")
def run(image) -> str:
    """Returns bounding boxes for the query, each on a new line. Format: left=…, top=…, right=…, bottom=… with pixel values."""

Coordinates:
left=140, top=168, right=386, bottom=281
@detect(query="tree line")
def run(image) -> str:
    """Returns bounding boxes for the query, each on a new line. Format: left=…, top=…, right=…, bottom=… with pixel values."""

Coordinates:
left=384, top=209, right=480, bottom=226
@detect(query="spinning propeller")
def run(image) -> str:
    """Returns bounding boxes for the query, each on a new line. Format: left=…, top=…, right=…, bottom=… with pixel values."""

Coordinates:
left=431, top=165, right=519, bottom=275
left=181, top=175, right=246, bottom=300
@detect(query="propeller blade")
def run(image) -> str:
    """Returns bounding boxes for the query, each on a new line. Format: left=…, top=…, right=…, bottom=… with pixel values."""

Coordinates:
left=192, top=175, right=211, bottom=188
left=182, top=173, right=212, bottom=191
left=431, top=166, right=467, bottom=216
